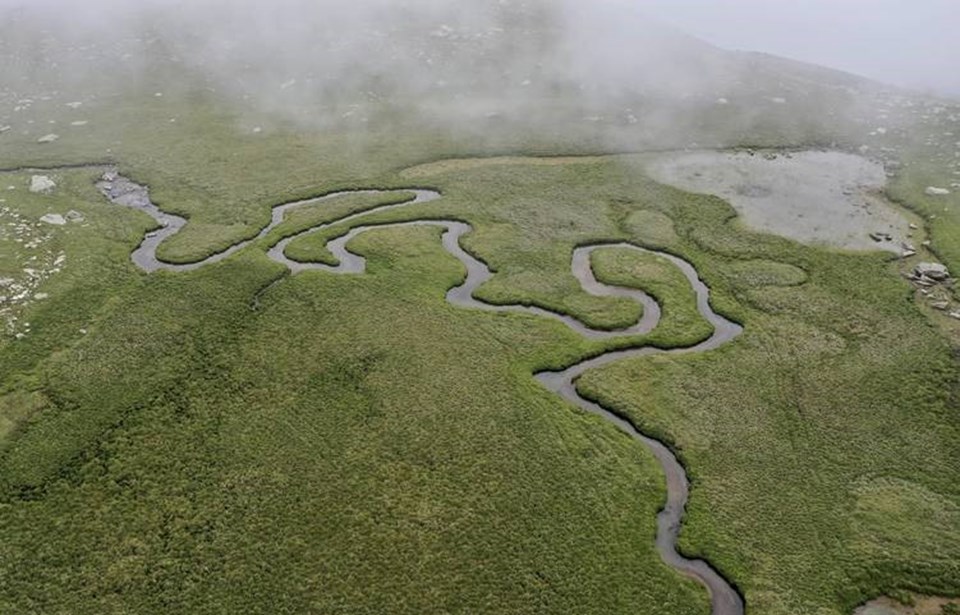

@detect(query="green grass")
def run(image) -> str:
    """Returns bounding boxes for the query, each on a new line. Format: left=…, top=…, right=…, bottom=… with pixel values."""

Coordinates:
left=617, top=209, right=681, bottom=249
left=888, top=160, right=960, bottom=273
left=0, top=225, right=711, bottom=614
left=720, top=259, right=808, bottom=289
left=590, top=246, right=713, bottom=346
left=259, top=190, right=419, bottom=262
left=0, top=83, right=958, bottom=614
left=577, top=199, right=960, bottom=614
left=0, top=169, right=155, bottom=386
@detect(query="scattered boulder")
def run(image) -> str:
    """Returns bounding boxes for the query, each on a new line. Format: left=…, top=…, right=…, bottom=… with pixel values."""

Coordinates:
left=39, top=213, right=66, bottom=225
left=925, top=186, right=951, bottom=196
left=915, top=262, right=950, bottom=281
left=0, top=125, right=10, bottom=134
left=36, top=133, right=59, bottom=144
left=931, top=301, right=950, bottom=311
left=65, top=210, right=85, bottom=222
left=29, top=175, right=56, bottom=194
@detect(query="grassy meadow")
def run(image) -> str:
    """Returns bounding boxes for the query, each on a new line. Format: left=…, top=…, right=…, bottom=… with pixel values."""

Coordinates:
left=0, top=77, right=958, bottom=614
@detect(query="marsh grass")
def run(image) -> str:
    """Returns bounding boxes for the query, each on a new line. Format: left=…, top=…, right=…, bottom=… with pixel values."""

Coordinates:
left=0, top=93, right=958, bottom=614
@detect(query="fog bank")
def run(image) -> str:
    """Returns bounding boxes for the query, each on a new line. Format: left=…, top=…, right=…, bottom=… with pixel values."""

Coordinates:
left=642, top=0, right=960, bottom=96
left=0, top=0, right=917, bottom=150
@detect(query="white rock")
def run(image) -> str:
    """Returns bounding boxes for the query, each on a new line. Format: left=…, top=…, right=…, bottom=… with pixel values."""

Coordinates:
left=65, top=101, right=83, bottom=109
left=70, top=120, right=88, bottom=126
left=39, top=214, right=66, bottom=225
left=37, top=133, right=59, bottom=144
left=34, top=293, right=48, bottom=300
left=915, top=262, right=950, bottom=280
left=29, top=175, right=56, bottom=193
left=716, top=97, right=729, bottom=105
left=925, top=186, right=951, bottom=196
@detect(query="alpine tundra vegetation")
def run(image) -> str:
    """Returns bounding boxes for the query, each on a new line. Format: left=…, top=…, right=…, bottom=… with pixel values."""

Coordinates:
left=0, top=1, right=958, bottom=615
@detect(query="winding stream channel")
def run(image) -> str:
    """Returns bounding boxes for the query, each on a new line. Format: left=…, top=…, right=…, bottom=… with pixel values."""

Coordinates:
left=50, top=166, right=744, bottom=614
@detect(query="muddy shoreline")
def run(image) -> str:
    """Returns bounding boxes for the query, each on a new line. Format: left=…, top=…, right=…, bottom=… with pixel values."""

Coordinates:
left=647, top=149, right=911, bottom=254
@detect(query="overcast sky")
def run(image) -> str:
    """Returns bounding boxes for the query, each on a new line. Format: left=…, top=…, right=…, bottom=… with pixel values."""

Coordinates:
left=638, top=0, right=959, bottom=95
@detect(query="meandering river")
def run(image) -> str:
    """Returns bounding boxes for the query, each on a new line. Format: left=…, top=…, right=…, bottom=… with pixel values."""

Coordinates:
left=86, top=166, right=744, bottom=614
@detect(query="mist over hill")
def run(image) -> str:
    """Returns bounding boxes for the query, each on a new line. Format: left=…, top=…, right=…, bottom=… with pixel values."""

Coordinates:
left=0, top=0, right=895, bottom=150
